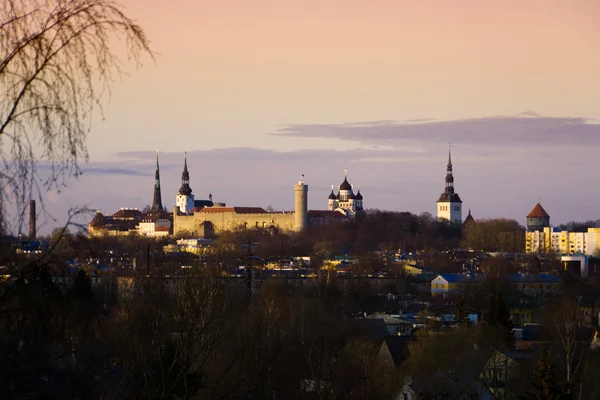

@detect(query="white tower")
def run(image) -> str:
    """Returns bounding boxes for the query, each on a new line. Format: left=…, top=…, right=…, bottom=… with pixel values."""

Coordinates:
left=294, top=176, right=308, bottom=232
left=436, top=145, right=462, bottom=223
left=175, top=154, right=195, bottom=214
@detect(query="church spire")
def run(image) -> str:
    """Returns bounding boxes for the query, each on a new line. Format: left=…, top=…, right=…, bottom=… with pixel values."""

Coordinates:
left=151, top=152, right=163, bottom=212
left=179, top=152, right=193, bottom=196
left=445, top=143, right=454, bottom=195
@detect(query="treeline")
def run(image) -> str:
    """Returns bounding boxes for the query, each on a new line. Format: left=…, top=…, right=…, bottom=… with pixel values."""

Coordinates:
left=0, top=263, right=402, bottom=399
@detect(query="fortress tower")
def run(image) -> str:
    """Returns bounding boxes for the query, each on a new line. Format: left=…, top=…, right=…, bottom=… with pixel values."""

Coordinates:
left=294, top=176, right=308, bottom=232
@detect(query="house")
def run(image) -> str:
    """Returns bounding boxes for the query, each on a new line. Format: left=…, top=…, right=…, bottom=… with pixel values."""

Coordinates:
left=430, top=273, right=483, bottom=296
left=508, top=274, right=561, bottom=297
left=403, top=263, right=434, bottom=276
left=377, top=336, right=415, bottom=368
left=478, top=349, right=534, bottom=399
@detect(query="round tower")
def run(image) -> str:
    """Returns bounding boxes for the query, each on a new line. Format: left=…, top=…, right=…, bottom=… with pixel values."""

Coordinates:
left=526, top=202, right=550, bottom=231
left=294, top=178, right=308, bottom=232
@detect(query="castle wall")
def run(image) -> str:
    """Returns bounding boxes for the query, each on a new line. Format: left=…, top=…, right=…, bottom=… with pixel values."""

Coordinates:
left=174, top=210, right=296, bottom=237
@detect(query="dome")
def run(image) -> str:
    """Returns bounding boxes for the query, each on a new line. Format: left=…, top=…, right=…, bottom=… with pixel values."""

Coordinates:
left=328, top=190, right=337, bottom=200
left=355, top=190, right=363, bottom=200
left=339, top=176, right=352, bottom=191
left=347, top=192, right=355, bottom=200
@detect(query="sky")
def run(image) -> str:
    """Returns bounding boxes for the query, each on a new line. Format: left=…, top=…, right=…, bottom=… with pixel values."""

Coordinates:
left=28, top=0, right=600, bottom=234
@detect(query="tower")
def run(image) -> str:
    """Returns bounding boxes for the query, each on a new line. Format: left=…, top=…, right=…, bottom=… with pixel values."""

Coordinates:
left=294, top=175, right=308, bottom=232
left=526, top=203, right=550, bottom=231
left=29, top=200, right=36, bottom=239
left=151, top=152, right=163, bottom=213
left=328, top=185, right=338, bottom=210
left=436, top=145, right=462, bottom=223
left=176, top=153, right=195, bottom=214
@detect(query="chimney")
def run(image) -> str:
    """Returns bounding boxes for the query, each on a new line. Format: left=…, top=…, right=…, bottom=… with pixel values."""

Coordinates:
left=29, top=200, right=36, bottom=239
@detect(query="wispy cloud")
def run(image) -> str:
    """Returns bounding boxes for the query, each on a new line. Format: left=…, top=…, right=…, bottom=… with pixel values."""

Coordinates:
left=273, top=113, right=600, bottom=150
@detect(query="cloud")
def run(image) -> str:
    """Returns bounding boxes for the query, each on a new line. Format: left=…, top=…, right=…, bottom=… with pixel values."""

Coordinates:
left=273, top=113, right=600, bottom=150
left=81, top=167, right=151, bottom=176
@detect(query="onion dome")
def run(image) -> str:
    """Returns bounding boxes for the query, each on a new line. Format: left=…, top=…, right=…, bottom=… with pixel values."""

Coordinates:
left=339, top=176, right=352, bottom=191
left=355, top=190, right=363, bottom=200
left=347, top=192, right=356, bottom=200
left=328, top=190, right=337, bottom=200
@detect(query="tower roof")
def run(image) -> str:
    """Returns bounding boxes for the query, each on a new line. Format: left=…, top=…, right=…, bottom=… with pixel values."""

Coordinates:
left=339, top=171, right=352, bottom=191
left=527, top=203, right=550, bottom=218
left=178, top=153, right=193, bottom=196
left=355, top=189, right=363, bottom=200
left=151, top=152, right=163, bottom=212
left=464, top=209, right=475, bottom=225
left=328, top=189, right=337, bottom=200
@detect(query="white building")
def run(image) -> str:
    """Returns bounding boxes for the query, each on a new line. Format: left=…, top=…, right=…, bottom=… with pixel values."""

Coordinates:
left=327, top=171, right=364, bottom=217
left=436, top=147, right=462, bottom=223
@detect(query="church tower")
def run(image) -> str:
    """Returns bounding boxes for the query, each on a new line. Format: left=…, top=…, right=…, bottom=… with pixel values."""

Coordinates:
left=151, top=152, right=164, bottom=213
left=436, top=145, right=462, bottom=223
left=176, top=153, right=195, bottom=214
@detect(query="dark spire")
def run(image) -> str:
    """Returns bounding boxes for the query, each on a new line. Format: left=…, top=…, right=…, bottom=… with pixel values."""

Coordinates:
left=151, top=152, right=163, bottom=212
left=445, top=143, right=454, bottom=196
left=178, top=153, right=193, bottom=196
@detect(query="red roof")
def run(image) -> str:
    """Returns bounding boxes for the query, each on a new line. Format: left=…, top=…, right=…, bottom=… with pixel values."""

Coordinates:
left=527, top=203, right=550, bottom=218
left=198, top=206, right=267, bottom=214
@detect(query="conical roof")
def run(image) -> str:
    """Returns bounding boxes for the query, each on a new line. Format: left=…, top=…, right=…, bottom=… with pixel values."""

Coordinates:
left=328, top=190, right=337, bottom=200
left=527, top=203, right=550, bottom=218
left=355, top=190, right=363, bottom=200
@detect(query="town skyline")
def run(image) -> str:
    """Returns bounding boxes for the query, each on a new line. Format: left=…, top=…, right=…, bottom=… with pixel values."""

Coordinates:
left=20, top=0, right=600, bottom=234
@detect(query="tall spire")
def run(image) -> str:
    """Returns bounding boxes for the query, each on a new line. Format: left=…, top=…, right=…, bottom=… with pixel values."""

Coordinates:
left=179, top=152, right=192, bottom=196
left=151, top=151, right=163, bottom=212
left=445, top=144, right=455, bottom=196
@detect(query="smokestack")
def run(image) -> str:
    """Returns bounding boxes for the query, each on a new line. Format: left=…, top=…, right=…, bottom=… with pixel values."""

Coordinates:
left=29, top=200, right=36, bottom=239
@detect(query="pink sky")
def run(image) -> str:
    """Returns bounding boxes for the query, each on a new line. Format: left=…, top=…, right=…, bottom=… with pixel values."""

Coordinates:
left=24, top=0, right=600, bottom=233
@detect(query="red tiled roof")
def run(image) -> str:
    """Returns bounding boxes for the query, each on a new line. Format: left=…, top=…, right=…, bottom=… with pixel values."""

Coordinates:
left=155, top=226, right=171, bottom=232
left=198, top=206, right=267, bottom=214
left=527, top=203, right=550, bottom=218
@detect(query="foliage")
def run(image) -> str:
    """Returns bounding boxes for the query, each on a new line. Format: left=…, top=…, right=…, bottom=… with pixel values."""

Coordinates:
left=0, top=0, right=152, bottom=232
left=482, top=292, right=515, bottom=348
left=522, top=349, right=571, bottom=400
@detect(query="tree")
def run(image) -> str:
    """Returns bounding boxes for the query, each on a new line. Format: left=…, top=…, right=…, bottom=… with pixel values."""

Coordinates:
left=0, top=0, right=152, bottom=232
left=455, top=295, right=470, bottom=326
left=482, top=292, right=515, bottom=348
left=522, top=349, right=571, bottom=400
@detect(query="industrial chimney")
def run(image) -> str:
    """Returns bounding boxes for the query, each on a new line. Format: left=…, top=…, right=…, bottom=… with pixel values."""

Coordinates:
left=29, top=200, right=36, bottom=239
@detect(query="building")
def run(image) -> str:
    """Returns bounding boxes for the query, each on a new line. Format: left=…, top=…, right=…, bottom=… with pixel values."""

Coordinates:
left=430, top=273, right=483, bottom=296
left=88, top=153, right=173, bottom=237
left=526, top=226, right=600, bottom=256
left=526, top=202, right=550, bottom=231
left=173, top=176, right=347, bottom=237
left=90, top=155, right=351, bottom=238
left=436, top=146, right=463, bottom=223
left=463, top=209, right=475, bottom=228
left=327, top=171, right=364, bottom=217
left=175, top=153, right=214, bottom=214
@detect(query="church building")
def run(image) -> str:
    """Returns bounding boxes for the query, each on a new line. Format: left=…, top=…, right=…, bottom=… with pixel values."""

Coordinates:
left=436, top=146, right=463, bottom=223
left=327, top=171, right=364, bottom=217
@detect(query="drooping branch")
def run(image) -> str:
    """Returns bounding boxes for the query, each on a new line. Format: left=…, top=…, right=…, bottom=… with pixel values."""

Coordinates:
left=0, top=0, right=153, bottom=233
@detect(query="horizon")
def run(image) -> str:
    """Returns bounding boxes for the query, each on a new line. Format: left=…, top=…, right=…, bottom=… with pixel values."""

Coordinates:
left=11, top=0, right=600, bottom=234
